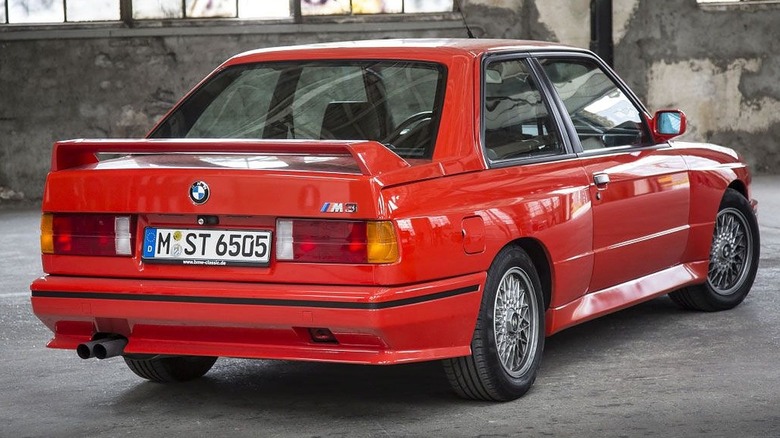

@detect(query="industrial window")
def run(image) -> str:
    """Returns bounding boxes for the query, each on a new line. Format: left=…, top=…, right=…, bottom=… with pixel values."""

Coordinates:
left=696, top=0, right=780, bottom=5
left=4, top=0, right=119, bottom=23
left=301, top=0, right=453, bottom=15
left=0, top=0, right=453, bottom=24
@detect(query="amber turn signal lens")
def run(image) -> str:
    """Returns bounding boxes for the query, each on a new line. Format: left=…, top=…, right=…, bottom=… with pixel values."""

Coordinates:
left=367, top=221, right=399, bottom=264
left=40, top=214, right=54, bottom=254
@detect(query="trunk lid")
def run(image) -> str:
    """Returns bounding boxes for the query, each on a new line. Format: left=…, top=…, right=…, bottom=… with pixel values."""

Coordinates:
left=44, top=138, right=415, bottom=217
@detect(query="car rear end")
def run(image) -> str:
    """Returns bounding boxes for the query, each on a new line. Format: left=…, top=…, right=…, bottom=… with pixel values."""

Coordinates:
left=30, top=49, right=484, bottom=365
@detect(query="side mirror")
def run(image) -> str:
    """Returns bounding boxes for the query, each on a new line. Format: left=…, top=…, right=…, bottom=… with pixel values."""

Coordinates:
left=652, top=110, right=687, bottom=141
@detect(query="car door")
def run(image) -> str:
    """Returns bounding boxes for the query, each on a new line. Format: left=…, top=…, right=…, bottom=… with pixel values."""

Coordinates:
left=480, top=54, right=594, bottom=308
left=533, top=55, right=691, bottom=293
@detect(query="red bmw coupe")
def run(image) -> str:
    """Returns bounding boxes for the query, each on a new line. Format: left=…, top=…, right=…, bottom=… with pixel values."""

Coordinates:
left=31, top=39, right=759, bottom=401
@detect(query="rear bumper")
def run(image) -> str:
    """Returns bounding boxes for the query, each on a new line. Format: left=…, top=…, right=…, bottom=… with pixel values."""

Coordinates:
left=30, top=273, right=484, bottom=365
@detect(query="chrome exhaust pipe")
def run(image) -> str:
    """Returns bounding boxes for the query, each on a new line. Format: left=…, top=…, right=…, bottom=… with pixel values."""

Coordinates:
left=76, top=336, right=128, bottom=360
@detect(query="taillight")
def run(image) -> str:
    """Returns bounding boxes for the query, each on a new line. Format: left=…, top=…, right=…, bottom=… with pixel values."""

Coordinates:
left=276, top=219, right=399, bottom=264
left=41, top=213, right=136, bottom=256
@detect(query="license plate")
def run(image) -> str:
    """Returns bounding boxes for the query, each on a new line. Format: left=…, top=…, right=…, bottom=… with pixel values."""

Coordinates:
left=142, top=227, right=271, bottom=266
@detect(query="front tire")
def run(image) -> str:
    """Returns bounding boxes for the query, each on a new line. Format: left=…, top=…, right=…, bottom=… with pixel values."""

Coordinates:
left=670, top=188, right=759, bottom=311
left=443, top=246, right=545, bottom=401
left=124, top=355, right=217, bottom=383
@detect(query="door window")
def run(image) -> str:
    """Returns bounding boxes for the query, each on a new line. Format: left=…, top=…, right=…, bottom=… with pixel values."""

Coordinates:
left=539, top=58, right=650, bottom=150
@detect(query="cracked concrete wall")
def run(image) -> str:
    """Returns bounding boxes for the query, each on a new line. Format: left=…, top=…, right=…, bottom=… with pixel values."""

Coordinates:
left=615, top=0, right=780, bottom=173
left=0, top=29, right=468, bottom=199
left=1, top=0, right=776, bottom=200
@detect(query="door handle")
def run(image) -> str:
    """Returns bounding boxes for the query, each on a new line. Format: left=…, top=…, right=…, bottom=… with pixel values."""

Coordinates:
left=593, top=173, right=610, bottom=186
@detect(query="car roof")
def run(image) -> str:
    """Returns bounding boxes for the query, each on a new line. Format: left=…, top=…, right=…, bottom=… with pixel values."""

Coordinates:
left=224, top=38, right=586, bottom=66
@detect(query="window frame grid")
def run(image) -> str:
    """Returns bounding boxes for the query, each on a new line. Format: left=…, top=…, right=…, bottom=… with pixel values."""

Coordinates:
left=1, top=0, right=455, bottom=25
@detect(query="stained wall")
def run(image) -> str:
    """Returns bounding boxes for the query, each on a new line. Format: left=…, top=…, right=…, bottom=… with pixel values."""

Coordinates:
left=0, top=0, right=776, bottom=200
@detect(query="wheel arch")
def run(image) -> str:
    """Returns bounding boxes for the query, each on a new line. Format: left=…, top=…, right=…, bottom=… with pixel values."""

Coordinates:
left=506, top=237, right=553, bottom=310
left=727, top=179, right=748, bottom=199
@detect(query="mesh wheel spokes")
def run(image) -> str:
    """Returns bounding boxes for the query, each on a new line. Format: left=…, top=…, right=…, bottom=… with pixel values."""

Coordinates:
left=494, top=267, right=538, bottom=378
left=708, top=208, right=752, bottom=296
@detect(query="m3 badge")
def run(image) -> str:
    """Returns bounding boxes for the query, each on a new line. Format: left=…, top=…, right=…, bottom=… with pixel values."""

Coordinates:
left=321, top=202, right=357, bottom=213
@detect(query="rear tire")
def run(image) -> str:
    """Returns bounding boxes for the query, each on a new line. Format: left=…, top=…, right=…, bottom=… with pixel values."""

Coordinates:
left=443, top=246, right=545, bottom=401
left=669, top=188, right=759, bottom=311
left=124, top=355, right=217, bottom=383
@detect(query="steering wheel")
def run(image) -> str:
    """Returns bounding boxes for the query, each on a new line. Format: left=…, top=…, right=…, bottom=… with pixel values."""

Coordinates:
left=381, top=111, right=433, bottom=146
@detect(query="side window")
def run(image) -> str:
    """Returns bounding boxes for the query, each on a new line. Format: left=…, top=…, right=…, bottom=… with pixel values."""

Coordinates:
left=483, top=59, right=564, bottom=162
left=539, top=58, right=650, bottom=150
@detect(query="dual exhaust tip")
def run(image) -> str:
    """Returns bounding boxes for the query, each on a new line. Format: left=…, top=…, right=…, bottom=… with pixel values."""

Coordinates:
left=76, top=336, right=128, bottom=360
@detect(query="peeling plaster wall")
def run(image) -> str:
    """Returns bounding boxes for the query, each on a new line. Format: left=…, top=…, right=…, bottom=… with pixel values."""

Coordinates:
left=613, top=0, right=640, bottom=44
left=648, top=59, right=780, bottom=135
left=615, top=0, right=780, bottom=173
left=2, top=0, right=776, bottom=200
left=534, top=0, right=589, bottom=48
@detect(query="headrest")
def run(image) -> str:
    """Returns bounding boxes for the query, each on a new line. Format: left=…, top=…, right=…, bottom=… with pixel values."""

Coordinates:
left=320, top=101, right=380, bottom=140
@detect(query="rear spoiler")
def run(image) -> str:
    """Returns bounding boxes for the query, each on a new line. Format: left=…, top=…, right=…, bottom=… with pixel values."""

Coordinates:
left=51, top=139, right=410, bottom=176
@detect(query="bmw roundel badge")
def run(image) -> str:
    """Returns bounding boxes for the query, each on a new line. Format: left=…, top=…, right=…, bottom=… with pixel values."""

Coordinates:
left=189, top=181, right=210, bottom=205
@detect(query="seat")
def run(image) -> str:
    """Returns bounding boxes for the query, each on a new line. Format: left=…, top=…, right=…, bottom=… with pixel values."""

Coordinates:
left=320, top=101, right=381, bottom=140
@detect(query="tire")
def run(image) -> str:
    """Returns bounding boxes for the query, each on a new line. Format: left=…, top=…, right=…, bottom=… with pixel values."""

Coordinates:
left=443, top=246, right=545, bottom=401
left=124, top=355, right=218, bottom=383
left=669, top=188, right=759, bottom=311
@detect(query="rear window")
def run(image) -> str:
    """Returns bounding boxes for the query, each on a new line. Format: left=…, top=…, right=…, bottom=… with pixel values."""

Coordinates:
left=151, top=61, right=447, bottom=159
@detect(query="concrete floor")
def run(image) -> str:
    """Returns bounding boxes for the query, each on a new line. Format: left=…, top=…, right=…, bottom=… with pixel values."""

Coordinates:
left=1, top=176, right=779, bottom=438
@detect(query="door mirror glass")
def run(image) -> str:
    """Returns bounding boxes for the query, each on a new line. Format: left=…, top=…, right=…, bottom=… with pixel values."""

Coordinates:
left=656, top=110, right=684, bottom=135
left=653, top=110, right=687, bottom=141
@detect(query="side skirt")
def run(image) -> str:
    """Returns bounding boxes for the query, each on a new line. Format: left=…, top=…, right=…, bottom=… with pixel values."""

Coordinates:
left=545, top=261, right=708, bottom=335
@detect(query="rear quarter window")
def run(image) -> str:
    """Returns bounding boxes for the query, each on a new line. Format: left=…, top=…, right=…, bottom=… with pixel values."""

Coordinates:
left=483, top=58, right=565, bottom=162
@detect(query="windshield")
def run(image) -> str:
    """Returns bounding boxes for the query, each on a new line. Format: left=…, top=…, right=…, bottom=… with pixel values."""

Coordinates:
left=151, top=61, right=447, bottom=159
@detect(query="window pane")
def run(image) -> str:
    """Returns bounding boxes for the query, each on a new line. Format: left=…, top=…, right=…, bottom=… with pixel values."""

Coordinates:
left=483, top=59, right=563, bottom=161
left=8, top=0, right=64, bottom=23
left=67, top=0, right=120, bottom=21
left=238, top=0, right=290, bottom=18
left=187, top=68, right=281, bottom=138
left=152, top=61, right=446, bottom=160
left=133, top=0, right=183, bottom=19
left=302, top=0, right=350, bottom=15
left=186, top=0, right=236, bottom=18
left=294, top=65, right=369, bottom=138
left=404, top=0, right=452, bottom=12
left=353, top=0, right=402, bottom=13
left=540, top=59, right=648, bottom=149
left=1, top=0, right=6, bottom=23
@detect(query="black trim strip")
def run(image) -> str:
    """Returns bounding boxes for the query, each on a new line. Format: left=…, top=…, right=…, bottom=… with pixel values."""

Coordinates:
left=31, top=285, right=480, bottom=310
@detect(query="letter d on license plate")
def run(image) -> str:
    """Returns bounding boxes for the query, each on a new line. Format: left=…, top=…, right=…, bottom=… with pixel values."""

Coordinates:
left=142, top=227, right=271, bottom=266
